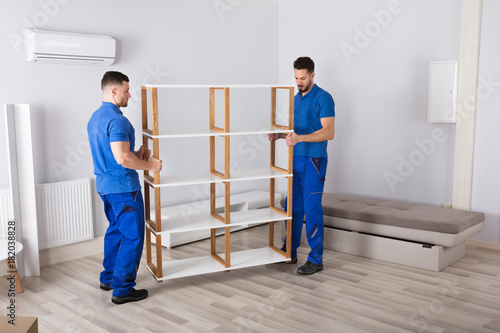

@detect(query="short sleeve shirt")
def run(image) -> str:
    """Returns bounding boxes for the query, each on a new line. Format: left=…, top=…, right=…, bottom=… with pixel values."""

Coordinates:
left=293, top=84, right=335, bottom=158
left=87, top=102, right=141, bottom=194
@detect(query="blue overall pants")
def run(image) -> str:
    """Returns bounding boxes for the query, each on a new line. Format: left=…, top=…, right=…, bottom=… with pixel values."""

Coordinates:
left=282, top=155, right=327, bottom=265
left=99, top=190, right=145, bottom=297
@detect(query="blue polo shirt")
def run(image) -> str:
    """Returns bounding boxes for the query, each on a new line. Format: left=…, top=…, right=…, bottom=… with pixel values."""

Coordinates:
left=294, top=84, right=335, bottom=158
left=87, top=102, right=141, bottom=194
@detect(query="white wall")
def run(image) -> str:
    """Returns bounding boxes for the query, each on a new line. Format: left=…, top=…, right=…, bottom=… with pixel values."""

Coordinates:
left=278, top=0, right=461, bottom=206
left=471, top=0, right=500, bottom=243
left=0, top=0, right=279, bottom=236
left=2, top=0, right=498, bottom=244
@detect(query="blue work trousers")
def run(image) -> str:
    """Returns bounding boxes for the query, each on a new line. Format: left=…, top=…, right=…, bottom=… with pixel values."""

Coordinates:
left=99, top=191, right=145, bottom=297
left=283, top=155, right=327, bottom=265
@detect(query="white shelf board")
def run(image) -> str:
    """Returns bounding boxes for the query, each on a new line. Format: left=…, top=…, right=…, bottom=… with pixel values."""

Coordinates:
left=143, top=84, right=294, bottom=89
left=147, top=208, right=290, bottom=235
left=149, top=247, right=289, bottom=281
left=145, top=168, right=292, bottom=188
left=143, top=126, right=293, bottom=139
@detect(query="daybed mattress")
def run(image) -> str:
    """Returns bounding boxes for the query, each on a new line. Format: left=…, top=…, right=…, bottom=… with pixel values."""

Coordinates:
left=281, top=193, right=485, bottom=247
left=322, top=194, right=484, bottom=234
left=323, top=215, right=483, bottom=247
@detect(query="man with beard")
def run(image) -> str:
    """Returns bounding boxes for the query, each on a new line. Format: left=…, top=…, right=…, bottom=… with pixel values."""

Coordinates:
left=269, top=57, right=335, bottom=275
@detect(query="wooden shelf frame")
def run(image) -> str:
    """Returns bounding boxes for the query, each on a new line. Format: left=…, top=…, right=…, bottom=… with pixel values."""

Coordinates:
left=141, top=84, right=294, bottom=281
left=209, top=87, right=231, bottom=268
left=142, top=86, right=163, bottom=279
left=269, top=87, right=294, bottom=258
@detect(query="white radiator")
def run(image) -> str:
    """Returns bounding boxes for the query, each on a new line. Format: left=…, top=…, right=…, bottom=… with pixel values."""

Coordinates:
left=0, top=178, right=94, bottom=249
left=35, top=178, right=94, bottom=250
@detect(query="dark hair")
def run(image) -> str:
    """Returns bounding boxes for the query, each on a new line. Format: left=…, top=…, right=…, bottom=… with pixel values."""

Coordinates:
left=293, top=57, right=315, bottom=74
left=101, top=71, right=129, bottom=91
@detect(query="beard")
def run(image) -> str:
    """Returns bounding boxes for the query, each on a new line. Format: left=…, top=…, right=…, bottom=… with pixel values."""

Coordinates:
left=298, top=81, right=312, bottom=93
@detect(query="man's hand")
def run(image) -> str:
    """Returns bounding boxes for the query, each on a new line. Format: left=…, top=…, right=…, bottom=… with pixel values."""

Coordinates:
left=286, top=132, right=300, bottom=146
left=268, top=133, right=279, bottom=141
left=135, top=144, right=151, bottom=160
left=148, top=156, right=162, bottom=173
left=268, top=133, right=288, bottom=141
left=285, top=117, right=335, bottom=146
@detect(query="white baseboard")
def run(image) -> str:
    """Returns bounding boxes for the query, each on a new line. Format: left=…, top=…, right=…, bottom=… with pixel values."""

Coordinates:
left=466, top=239, right=500, bottom=252
left=39, top=236, right=104, bottom=267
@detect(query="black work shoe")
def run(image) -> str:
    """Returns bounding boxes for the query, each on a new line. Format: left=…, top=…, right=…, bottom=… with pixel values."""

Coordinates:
left=112, top=289, right=148, bottom=305
left=297, top=261, right=323, bottom=275
left=100, top=283, right=113, bottom=291
left=285, top=257, right=297, bottom=264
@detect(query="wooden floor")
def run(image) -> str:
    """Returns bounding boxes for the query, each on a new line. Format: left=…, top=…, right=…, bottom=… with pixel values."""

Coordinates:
left=2, top=224, right=500, bottom=333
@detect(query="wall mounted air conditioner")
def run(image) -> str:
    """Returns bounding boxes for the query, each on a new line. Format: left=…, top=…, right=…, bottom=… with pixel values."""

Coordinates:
left=23, top=29, right=116, bottom=65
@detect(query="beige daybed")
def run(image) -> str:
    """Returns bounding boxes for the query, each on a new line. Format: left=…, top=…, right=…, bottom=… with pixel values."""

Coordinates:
left=284, top=193, right=485, bottom=271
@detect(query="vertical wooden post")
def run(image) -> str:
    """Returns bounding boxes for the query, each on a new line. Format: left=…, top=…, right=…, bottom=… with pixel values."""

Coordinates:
left=223, top=88, right=230, bottom=267
left=209, top=87, right=231, bottom=269
left=224, top=182, right=231, bottom=224
left=210, top=183, right=216, bottom=219
left=224, top=87, right=231, bottom=179
left=209, top=88, right=215, bottom=129
left=209, top=87, right=217, bottom=260
left=271, top=87, right=277, bottom=127
left=269, top=221, right=275, bottom=247
left=285, top=175, right=293, bottom=259
left=288, top=87, right=294, bottom=129
left=224, top=87, right=230, bottom=132
left=144, top=182, right=151, bottom=264
left=142, top=86, right=163, bottom=281
left=269, top=176, right=276, bottom=247
left=286, top=86, right=294, bottom=259
left=142, top=87, right=150, bottom=178
left=151, top=88, right=160, bottom=186
left=268, top=86, right=294, bottom=259
left=210, top=228, right=216, bottom=256
left=155, top=187, right=162, bottom=279
left=142, top=86, right=152, bottom=272
left=269, top=178, right=276, bottom=210
left=225, top=225, right=231, bottom=268
left=209, top=87, right=230, bottom=179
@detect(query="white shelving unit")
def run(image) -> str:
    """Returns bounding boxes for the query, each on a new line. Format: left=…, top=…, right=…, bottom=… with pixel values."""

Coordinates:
left=141, top=84, right=294, bottom=282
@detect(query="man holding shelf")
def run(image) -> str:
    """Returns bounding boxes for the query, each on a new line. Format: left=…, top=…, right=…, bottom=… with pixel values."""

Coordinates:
left=88, top=71, right=162, bottom=304
left=269, top=57, right=335, bottom=275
